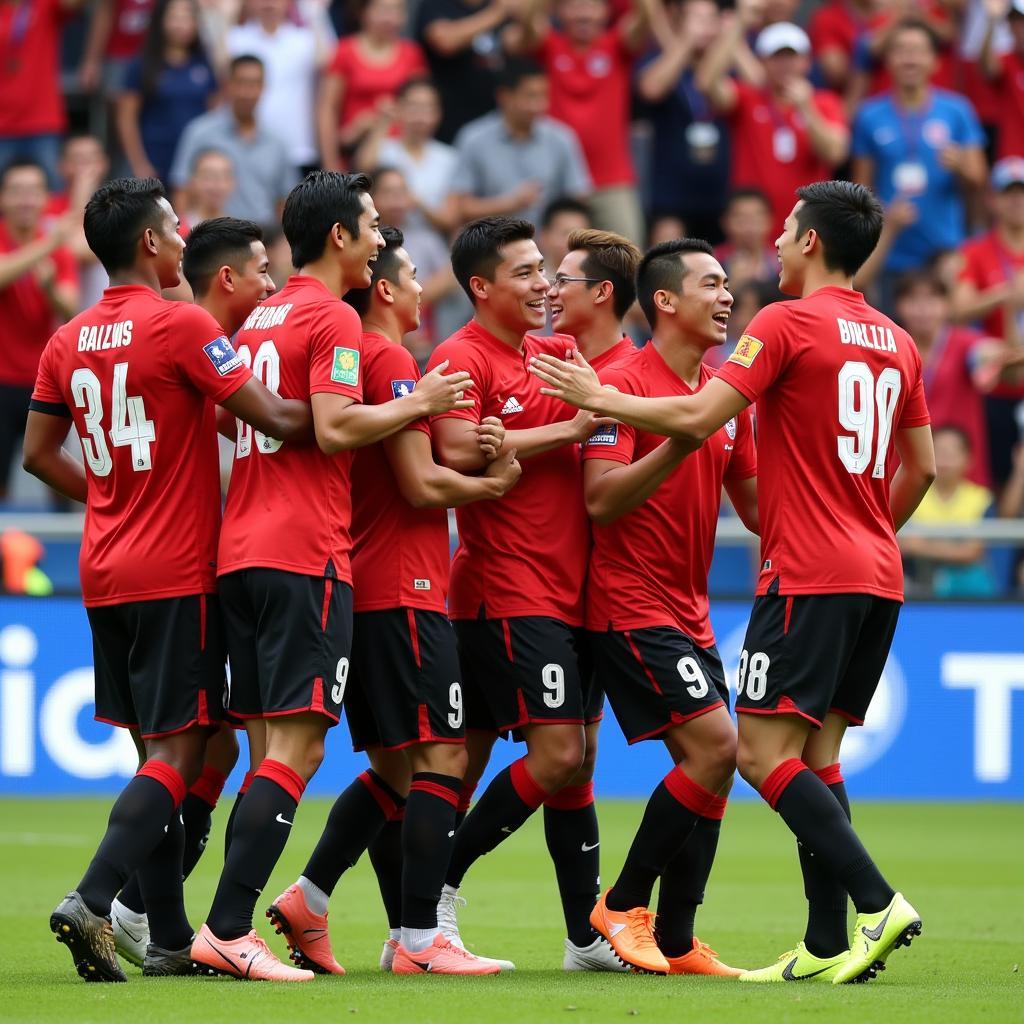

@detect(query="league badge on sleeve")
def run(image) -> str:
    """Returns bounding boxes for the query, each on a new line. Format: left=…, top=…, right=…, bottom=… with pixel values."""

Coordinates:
left=391, top=379, right=416, bottom=399
left=587, top=424, right=619, bottom=446
left=331, top=347, right=361, bottom=386
left=203, top=336, right=243, bottom=376
left=729, top=335, right=763, bottom=368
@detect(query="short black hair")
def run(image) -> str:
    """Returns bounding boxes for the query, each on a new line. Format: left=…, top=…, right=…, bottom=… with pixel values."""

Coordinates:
left=636, top=238, right=716, bottom=328
left=0, top=157, right=48, bottom=187
left=794, top=181, right=884, bottom=277
left=933, top=423, right=971, bottom=452
left=451, top=216, right=536, bottom=304
left=83, top=176, right=168, bottom=275
left=229, top=53, right=264, bottom=76
left=282, top=170, right=373, bottom=269
left=886, top=17, right=939, bottom=54
left=725, top=187, right=771, bottom=212
left=396, top=76, right=436, bottom=101
left=189, top=147, right=233, bottom=175
left=346, top=225, right=405, bottom=317
left=182, top=216, right=263, bottom=296
left=541, top=196, right=592, bottom=229
left=893, top=268, right=948, bottom=302
left=496, top=56, right=546, bottom=92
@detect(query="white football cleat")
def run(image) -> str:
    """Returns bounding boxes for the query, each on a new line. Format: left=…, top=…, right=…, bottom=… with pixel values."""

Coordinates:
left=110, top=898, right=149, bottom=968
left=437, top=887, right=516, bottom=971
left=563, top=935, right=631, bottom=972
left=380, top=938, right=399, bottom=972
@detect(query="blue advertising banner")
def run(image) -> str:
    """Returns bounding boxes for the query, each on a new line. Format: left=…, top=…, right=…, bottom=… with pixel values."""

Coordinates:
left=0, top=598, right=1021, bottom=798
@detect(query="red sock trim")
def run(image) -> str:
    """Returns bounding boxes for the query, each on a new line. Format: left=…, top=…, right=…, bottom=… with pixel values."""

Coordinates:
left=544, top=781, right=594, bottom=811
left=509, top=757, right=548, bottom=810
left=662, top=768, right=726, bottom=819
left=457, top=783, right=477, bottom=813
left=359, top=769, right=400, bottom=820
left=188, top=764, right=228, bottom=808
left=389, top=804, right=406, bottom=822
left=137, top=760, right=187, bottom=807
left=759, top=758, right=809, bottom=811
left=410, top=777, right=461, bottom=808
left=813, top=762, right=844, bottom=787
left=255, top=758, right=306, bottom=804
left=239, top=769, right=256, bottom=794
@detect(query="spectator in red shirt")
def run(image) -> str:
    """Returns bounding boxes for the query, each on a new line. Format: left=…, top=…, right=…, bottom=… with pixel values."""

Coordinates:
left=953, top=156, right=1024, bottom=486
left=318, top=0, right=427, bottom=168
left=511, top=0, right=666, bottom=243
left=696, top=0, right=849, bottom=232
left=979, top=0, right=1024, bottom=160
left=79, top=0, right=156, bottom=94
left=0, top=159, right=78, bottom=498
left=808, top=0, right=875, bottom=93
left=0, top=0, right=88, bottom=187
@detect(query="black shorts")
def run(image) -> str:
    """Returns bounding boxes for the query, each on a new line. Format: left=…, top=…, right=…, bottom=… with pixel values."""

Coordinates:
left=574, top=630, right=605, bottom=726
left=345, top=608, right=466, bottom=751
left=589, top=627, right=728, bottom=744
left=453, top=615, right=586, bottom=736
left=88, top=593, right=225, bottom=739
left=735, top=584, right=901, bottom=727
left=0, top=383, right=32, bottom=489
left=219, top=569, right=352, bottom=726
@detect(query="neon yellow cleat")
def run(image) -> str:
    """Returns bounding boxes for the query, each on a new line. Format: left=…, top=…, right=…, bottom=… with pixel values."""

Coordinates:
left=833, top=892, right=922, bottom=984
left=739, top=941, right=847, bottom=983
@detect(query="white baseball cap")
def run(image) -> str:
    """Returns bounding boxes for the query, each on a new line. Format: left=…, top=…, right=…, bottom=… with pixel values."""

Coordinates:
left=755, top=22, right=812, bottom=58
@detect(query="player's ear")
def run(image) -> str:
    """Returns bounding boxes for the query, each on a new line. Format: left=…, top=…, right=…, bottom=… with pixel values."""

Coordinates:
left=141, top=226, right=159, bottom=257
left=594, top=281, right=613, bottom=307
left=218, top=264, right=234, bottom=294
left=377, top=277, right=394, bottom=305
left=801, top=227, right=818, bottom=257
left=654, top=288, right=674, bottom=315
left=469, top=274, right=488, bottom=303
left=331, top=222, right=347, bottom=252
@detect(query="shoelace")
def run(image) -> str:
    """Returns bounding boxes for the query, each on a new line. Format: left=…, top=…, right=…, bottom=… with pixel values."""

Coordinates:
left=625, top=909, right=660, bottom=949
left=441, top=939, right=477, bottom=961
left=696, top=942, right=721, bottom=960
left=246, top=932, right=285, bottom=969
left=437, top=893, right=467, bottom=939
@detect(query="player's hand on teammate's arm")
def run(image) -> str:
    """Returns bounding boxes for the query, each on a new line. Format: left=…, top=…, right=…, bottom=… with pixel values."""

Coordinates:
left=568, top=407, right=617, bottom=443
left=222, top=378, right=313, bottom=442
left=477, top=416, right=505, bottom=459
left=529, top=350, right=607, bottom=411
left=411, top=359, right=475, bottom=416
left=483, top=446, right=522, bottom=496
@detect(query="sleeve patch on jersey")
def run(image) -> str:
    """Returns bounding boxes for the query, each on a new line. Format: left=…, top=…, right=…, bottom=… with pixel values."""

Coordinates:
left=204, top=336, right=243, bottom=376
left=391, top=379, right=416, bottom=399
left=586, top=424, right=619, bottom=446
left=728, top=335, right=763, bottom=368
left=332, top=347, right=360, bottom=386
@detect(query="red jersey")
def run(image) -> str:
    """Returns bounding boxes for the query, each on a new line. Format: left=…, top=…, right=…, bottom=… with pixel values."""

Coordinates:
left=31, top=286, right=252, bottom=606
left=995, top=53, right=1024, bottom=160
left=350, top=332, right=449, bottom=613
left=536, top=25, right=635, bottom=188
left=218, top=276, right=363, bottom=581
left=589, top=336, right=636, bottom=372
left=956, top=230, right=1024, bottom=399
left=0, top=222, right=78, bottom=387
left=107, top=0, right=155, bottom=59
left=729, top=82, right=847, bottom=230
left=0, top=0, right=67, bottom=135
left=808, top=1, right=869, bottom=68
left=715, top=286, right=930, bottom=600
left=585, top=345, right=757, bottom=645
left=328, top=37, right=427, bottom=130
left=427, top=320, right=589, bottom=624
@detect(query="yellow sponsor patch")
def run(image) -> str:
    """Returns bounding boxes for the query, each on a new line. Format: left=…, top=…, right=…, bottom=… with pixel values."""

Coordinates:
left=729, top=334, right=763, bottom=368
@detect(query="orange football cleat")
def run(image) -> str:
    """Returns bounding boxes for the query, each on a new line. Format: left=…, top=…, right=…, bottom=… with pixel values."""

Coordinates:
left=392, top=934, right=502, bottom=975
left=589, top=890, right=669, bottom=975
left=190, top=924, right=315, bottom=982
left=665, top=938, right=744, bottom=976
left=266, top=884, right=345, bottom=975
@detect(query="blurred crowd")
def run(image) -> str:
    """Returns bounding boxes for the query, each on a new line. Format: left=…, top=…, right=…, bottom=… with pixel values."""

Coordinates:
left=2, top=0, right=1024, bottom=596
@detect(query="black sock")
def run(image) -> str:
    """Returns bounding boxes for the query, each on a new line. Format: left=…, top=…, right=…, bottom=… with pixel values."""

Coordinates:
left=368, top=817, right=404, bottom=930
left=800, top=767, right=852, bottom=957
left=302, top=770, right=402, bottom=896
left=206, top=762, right=303, bottom=940
left=655, top=816, right=722, bottom=957
left=607, top=768, right=724, bottom=912
left=223, top=785, right=249, bottom=861
left=445, top=758, right=547, bottom=889
left=543, top=785, right=600, bottom=947
left=116, top=876, right=145, bottom=915
left=767, top=761, right=894, bottom=914
left=180, top=791, right=215, bottom=877
left=401, top=773, right=461, bottom=929
left=137, top=809, right=192, bottom=950
left=77, top=768, right=183, bottom=918
left=454, top=783, right=476, bottom=830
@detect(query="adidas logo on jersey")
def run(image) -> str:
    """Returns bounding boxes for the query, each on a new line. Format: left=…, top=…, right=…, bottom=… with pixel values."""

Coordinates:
left=501, top=396, right=524, bottom=415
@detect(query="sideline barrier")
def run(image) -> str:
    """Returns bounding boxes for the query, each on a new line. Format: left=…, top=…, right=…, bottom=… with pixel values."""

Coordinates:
left=0, top=598, right=1021, bottom=798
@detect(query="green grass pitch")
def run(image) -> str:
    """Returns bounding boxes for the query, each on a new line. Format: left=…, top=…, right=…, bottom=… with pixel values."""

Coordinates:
left=3, top=797, right=1021, bottom=1023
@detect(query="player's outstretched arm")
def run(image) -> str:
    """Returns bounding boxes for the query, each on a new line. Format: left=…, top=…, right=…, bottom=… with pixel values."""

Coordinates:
left=890, top=425, right=937, bottom=531
left=584, top=439, right=696, bottom=524
left=22, top=411, right=87, bottom=503
left=385, top=429, right=521, bottom=508
left=221, top=379, right=313, bottom=442
left=312, top=361, right=474, bottom=454
left=531, top=352, right=749, bottom=443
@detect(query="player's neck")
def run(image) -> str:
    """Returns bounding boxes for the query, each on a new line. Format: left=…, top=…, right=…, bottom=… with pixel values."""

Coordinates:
left=474, top=308, right=527, bottom=350
left=651, top=333, right=704, bottom=389
left=195, top=294, right=238, bottom=337
left=574, top=321, right=622, bottom=362
left=108, top=266, right=163, bottom=291
left=361, top=313, right=402, bottom=344
left=799, top=265, right=854, bottom=298
left=296, top=258, right=348, bottom=299
left=894, top=83, right=930, bottom=110
left=997, top=222, right=1024, bottom=250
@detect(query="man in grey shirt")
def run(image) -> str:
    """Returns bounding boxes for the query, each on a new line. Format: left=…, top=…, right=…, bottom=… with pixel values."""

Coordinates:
left=170, top=55, right=298, bottom=226
left=451, top=58, right=591, bottom=230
